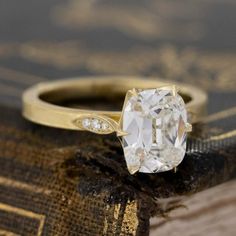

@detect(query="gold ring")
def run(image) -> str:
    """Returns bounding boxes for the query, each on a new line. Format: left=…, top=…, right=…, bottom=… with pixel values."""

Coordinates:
left=22, top=76, right=207, bottom=174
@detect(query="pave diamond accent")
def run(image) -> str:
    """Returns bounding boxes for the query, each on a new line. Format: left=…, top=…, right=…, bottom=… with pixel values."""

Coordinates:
left=82, top=118, right=109, bottom=132
left=92, top=119, right=101, bottom=130
left=73, top=116, right=114, bottom=134
left=82, top=118, right=91, bottom=128
left=121, top=88, right=188, bottom=174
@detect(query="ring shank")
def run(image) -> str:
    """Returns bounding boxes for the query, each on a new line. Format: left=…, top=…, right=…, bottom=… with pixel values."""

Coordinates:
left=22, top=76, right=207, bottom=131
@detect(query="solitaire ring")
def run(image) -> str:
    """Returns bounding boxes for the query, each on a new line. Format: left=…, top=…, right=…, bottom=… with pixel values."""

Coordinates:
left=22, top=77, right=207, bottom=174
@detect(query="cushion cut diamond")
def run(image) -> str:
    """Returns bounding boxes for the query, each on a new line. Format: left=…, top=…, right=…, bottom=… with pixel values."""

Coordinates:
left=122, top=88, right=188, bottom=174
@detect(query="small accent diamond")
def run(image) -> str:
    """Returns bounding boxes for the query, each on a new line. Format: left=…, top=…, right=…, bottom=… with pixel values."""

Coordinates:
left=92, top=119, right=101, bottom=130
left=101, top=122, right=109, bottom=130
left=82, top=118, right=91, bottom=128
left=74, top=116, right=114, bottom=134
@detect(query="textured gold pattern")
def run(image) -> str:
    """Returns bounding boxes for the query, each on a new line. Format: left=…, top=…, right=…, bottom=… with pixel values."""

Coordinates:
left=0, top=203, right=45, bottom=236
left=0, top=176, right=51, bottom=195
left=0, top=229, right=20, bottom=236
left=121, top=200, right=139, bottom=235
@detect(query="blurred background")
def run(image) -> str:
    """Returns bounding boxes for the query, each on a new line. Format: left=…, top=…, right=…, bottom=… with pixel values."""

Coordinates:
left=0, top=1, right=235, bottom=235
left=0, top=0, right=235, bottom=111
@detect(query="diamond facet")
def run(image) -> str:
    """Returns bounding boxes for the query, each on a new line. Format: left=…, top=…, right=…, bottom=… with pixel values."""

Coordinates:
left=121, top=88, right=188, bottom=174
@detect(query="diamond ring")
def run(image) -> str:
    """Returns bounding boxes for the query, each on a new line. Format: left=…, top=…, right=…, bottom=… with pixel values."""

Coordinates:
left=22, top=77, right=207, bottom=174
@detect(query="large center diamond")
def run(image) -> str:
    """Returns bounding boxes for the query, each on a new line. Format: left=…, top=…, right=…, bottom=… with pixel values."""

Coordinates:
left=121, top=88, right=188, bottom=174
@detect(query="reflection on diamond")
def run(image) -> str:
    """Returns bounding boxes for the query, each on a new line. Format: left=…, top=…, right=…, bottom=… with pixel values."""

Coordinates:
left=122, top=88, right=188, bottom=174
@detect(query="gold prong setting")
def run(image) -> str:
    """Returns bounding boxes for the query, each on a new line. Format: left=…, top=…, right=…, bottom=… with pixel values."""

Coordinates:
left=116, top=130, right=129, bottom=137
left=171, top=85, right=178, bottom=96
left=185, top=123, right=192, bottom=132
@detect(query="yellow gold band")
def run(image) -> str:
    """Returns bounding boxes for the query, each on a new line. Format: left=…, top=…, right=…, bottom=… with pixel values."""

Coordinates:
left=22, top=76, right=207, bottom=133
